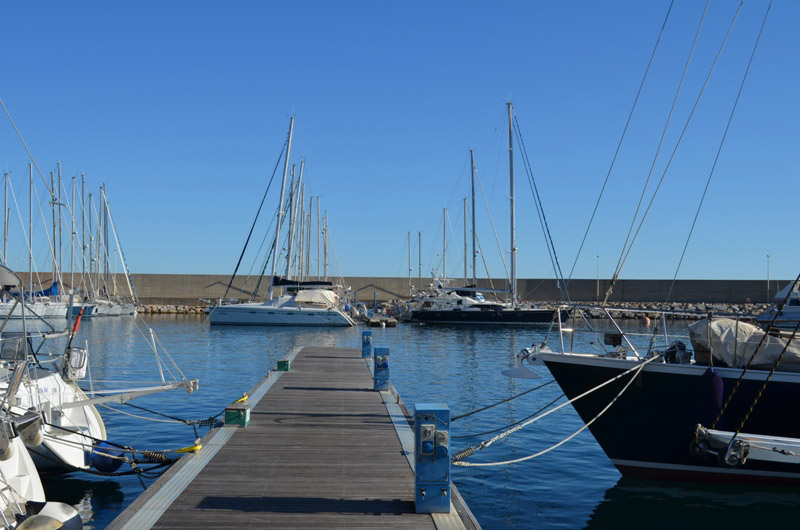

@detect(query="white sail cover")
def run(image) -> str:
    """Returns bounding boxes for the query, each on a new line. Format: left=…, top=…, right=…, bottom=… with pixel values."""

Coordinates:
left=295, top=289, right=338, bottom=305
left=688, top=318, right=800, bottom=369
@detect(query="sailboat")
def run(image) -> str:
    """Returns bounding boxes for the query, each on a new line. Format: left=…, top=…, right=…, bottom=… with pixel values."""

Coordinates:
left=0, top=264, right=198, bottom=474
left=504, top=4, right=799, bottom=484
left=209, top=116, right=355, bottom=327
left=411, top=104, right=566, bottom=325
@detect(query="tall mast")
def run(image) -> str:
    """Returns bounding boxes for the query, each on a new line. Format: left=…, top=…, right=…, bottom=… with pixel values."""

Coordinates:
left=57, top=163, right=63, bottom=279
left=71, top=176, right=75, bottom=292
left=323, top=211, right=328, bottom=281
left=88, top=193, right=94, bottom=295
left=284, top=165, right=296, bottom=278
left=50, top=171, right=57, bottom=283
left=306, top=197, right=314, bottom=279
left=268, top=115, right=294, bottom=300
left=408, top=231, right=412, bottom=295
left=418, top=231, right=421, bottom=285
left=3, top=172, right=8, bottom=263
left=470, top=149, right=477, bottom=286
left=316, top=196, right=321, bottom=280
left=463, top=198, right=467, bottom=284
left=295, top=182, right=305, bottom=279
left=28, top=163, right=33, bottom=292
left=507, top=101, right=517, bottom=307
left=442, top=208, right=447, bottom=279
left=81, top=173, right=86, bottom=290
left=102, top=184, right=110, bottom=291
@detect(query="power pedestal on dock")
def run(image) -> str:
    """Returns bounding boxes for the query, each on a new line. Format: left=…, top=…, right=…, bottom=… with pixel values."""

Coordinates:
left=414, top=403, right=450, bottom=513
left=373, top=347, right=389, bottom=391
left=361, top=330, right=373, bottom=358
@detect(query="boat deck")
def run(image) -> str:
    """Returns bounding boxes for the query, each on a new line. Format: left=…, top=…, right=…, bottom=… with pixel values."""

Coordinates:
left=107, top=346, right=478, bottom=529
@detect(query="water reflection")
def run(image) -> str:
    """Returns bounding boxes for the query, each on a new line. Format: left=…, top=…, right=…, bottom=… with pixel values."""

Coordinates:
left=587, top=477, right=800, bottom=528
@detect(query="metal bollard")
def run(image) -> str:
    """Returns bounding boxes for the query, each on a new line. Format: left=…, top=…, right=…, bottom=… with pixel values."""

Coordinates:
left=373, top=347, right=389, bottom=391
left=361, top=330, right=373, bottom=358
left=414, top=403, right=450, bottom=513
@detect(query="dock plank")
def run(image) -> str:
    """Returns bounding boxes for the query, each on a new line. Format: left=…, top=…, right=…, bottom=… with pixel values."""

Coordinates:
left=115, top=346, right=446, bottom=528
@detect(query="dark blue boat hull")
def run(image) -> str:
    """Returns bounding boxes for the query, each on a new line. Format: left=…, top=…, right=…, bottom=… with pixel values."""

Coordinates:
left=541, top=354, right=800, bottom=483
left=411, top=308, right=567, bottom=325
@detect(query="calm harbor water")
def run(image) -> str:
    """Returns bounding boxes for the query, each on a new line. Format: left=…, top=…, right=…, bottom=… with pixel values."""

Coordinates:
left=32, top=315, right=800, bottom=528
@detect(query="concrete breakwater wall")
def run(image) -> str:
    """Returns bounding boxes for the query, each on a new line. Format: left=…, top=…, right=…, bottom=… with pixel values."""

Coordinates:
left=112, top=274, right=786, bottom=306
left=14, top=273, right=786, bottom=306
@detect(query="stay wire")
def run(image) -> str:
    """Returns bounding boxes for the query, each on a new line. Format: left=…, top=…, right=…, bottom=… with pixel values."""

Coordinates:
left=566, top=0, right=675, bottom=285
left=453, top=393, right=565, bottom=440
left=666, top=0, right=770, bottom=302
left=513, top=114, right=568, bottom=302
left=616, top=1, right=744, bottom=305
left=451, top=379, right=557, bottom=421
left=220, top=136, right=287, bottom=301
left=604, top=0, right=711, bottom=306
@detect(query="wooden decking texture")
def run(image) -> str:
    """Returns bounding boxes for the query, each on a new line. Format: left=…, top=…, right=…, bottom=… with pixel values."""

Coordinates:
left=148, top=346, right=436, bottom=528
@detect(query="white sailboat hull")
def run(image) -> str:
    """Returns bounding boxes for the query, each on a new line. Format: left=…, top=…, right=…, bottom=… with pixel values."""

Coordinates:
left=209, top=302, right=354, bottom=326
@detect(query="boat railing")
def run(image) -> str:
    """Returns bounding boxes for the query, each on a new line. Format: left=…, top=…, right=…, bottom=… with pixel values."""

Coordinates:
left=553, top=303, right=756, bottom=361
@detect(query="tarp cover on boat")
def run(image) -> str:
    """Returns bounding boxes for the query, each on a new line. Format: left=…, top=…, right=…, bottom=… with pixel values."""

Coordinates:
left=688, top=318, right=800, bottom=369
left=295, top=289, right=338, bottom=305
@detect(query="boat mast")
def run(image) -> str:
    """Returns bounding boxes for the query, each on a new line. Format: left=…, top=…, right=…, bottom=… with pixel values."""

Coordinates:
left=470, top=149, right=476, bottom=287
left=50, top=171, right=57, bottom=285
left=442, top=208, right=447, bottom=279
left=305, top=197, right=312, bottom=282
left=463, top=198, right=467, bottom=284
left=284, top=165, right=297, bottom=279
left=295, top=183, right=305, bottom=280
left=88, top=192, right=94, bottom=296
left=102, top=184, right=110, bottom=294
left=81, top=173, right=86, bottom=294
left=268, top=115, right=294, bottom=300
left=323, top=211, right=328, bottom=281
left=316, top=196, right=321, bottom=280
left=507, top=101, right=517, bottom=307
left=3, top=172, right=8, bottom=263
left=418, top=231, right=421, bottom=286
left=57, top=163, right=63, bottom=281
left=70, top=176, right=75, bottom=293
left=408, top=231, right=412, bottom=295
left=28, top=163, right=32, bottom=292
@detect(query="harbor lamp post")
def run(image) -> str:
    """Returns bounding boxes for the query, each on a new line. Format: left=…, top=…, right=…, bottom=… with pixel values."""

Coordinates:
left=767, top=254, right=770, bottom=303
left=596, top=255, right=600, bottom=303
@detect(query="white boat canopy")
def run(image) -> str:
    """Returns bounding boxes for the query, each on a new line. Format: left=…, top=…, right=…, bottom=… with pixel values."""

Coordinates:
left=688, top=318, right=800, bottom=370
left=295, top=289, right=338, bottom=305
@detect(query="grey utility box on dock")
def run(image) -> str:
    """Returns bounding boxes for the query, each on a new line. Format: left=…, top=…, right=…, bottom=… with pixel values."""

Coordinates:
left=224, top=402, right=250, bottom=428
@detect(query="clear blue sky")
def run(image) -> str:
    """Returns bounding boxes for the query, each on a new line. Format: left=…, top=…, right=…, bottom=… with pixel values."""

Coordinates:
left=0, top=1, right=797, bottom=284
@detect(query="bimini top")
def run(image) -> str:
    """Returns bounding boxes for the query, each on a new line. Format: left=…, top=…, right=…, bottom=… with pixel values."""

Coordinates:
left=295, top=289, right=338, bottom=305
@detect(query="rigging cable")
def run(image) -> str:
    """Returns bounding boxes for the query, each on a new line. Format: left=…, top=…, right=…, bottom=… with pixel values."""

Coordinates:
left=513, top=114, right=568, bottom=302
left=603, top=0, right=711, bottom=306
left=565, top=0, right=675, bottom=285
left=610, top=1, right=744, bottom=305
left=219, top=136, right=288, bottom=302
left=451, top=379, right=557, bottom=421
left=453, top=393, right=565, bottom=440
left=666, top=0, right=770, bottom=302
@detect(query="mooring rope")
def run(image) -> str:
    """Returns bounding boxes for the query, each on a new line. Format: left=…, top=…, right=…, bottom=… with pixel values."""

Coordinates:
left=453, top=355, right=660, bottom=466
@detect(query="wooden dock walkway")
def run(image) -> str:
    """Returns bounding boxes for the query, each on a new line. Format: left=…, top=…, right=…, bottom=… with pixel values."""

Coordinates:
left=108, top=346, right=479, bottom=529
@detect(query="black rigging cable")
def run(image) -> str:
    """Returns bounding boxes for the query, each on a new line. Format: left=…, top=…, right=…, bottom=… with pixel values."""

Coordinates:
left=565, top=0, right=676, bottom=286
left=220, top=136, right=288, bottom=302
